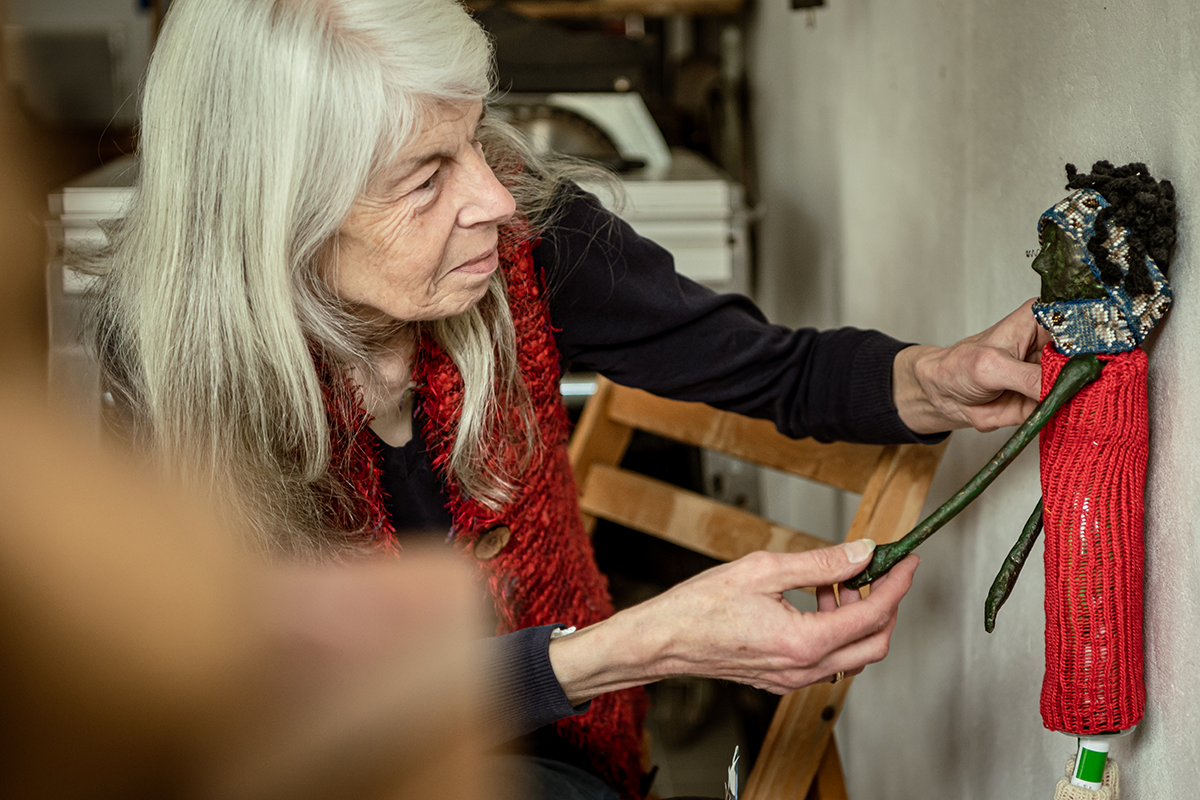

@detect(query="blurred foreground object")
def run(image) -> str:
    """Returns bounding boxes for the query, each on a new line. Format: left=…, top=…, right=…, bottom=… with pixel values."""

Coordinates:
left=0, top=365, right=488, bottom=800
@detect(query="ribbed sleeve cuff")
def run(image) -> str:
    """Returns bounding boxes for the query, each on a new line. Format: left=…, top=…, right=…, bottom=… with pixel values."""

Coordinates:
left=848, top=334, right=948, bottom=446
left=476, top=625, right=590, bottom=746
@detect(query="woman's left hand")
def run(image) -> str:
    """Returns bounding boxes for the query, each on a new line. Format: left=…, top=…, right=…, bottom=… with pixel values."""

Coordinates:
left=892, top=298, right=1052, bottom=435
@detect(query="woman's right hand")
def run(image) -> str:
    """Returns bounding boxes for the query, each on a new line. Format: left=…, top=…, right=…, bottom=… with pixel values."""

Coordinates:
left=548, top=541, right=919, bottom=705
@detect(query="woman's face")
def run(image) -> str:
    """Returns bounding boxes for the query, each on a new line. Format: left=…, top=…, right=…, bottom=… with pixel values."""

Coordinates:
left=332, top=101, right=516, bottom=322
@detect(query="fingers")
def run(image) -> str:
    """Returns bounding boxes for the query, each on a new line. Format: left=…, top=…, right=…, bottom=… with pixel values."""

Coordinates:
left=967, top=301, right=1048, bottom=424
left=762, top=539, right=877, bottom=594
left=652, top=549, right=917, bottom=695
left=820, top=563, right=921, bottom=676
left=815, top=576, right=865, bottom=613
left=1007, top=360, right=1044, bottom=403
left=809, top=554, right=918, bottom=650
left=894, top=299, right=1051, bottom=435
left=973, top=298, right=1040, bottom=359
left=1028, top=307, right=1053, bottom=360
left=820, top=611, right=899, bottom=677
left=805, top=555, right=919, bottom=685
left=987, top=303, right=1041, bottom=375
left=759, top=558, right=919, bottom=693
left=966, top=308, right=1042, bottom=398
left=991, top=299, right=1040, bottom=351
left=868, top=553, right=919, bottom=596
left=943, top=302, right=1049, bottom=429
left=840, top=582, right=863, bottom=607
left=816, top=583, right=836, bottom=613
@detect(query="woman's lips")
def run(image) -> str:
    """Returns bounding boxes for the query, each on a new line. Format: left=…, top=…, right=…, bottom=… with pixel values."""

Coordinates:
left=454, top=246, right=499, bottom=275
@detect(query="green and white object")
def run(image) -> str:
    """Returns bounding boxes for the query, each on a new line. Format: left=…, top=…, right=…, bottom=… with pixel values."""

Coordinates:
left=1070, top=737, right=1111, bottom=791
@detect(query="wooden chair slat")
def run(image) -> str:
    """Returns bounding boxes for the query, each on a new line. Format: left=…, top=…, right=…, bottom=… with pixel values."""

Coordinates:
left=605, top=386, right=885, bottom=494
left=579, top=464, right=831, bottom=568
left=846, top=441, right=948, bottom=547
left=568, top=379, right=634, bottom=535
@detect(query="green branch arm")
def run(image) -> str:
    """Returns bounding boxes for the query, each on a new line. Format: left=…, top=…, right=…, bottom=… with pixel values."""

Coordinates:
left=844, top=353, right=1103, bottom=590
left=984, top=499, right=1044, bottom=632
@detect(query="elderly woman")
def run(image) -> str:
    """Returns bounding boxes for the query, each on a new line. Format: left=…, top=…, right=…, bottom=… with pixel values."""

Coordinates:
left=94, top=0, right=1047, bottom=797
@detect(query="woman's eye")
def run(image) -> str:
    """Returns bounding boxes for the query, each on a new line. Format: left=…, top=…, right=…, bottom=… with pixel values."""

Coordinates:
left=414, top=172, right=437, bottom=192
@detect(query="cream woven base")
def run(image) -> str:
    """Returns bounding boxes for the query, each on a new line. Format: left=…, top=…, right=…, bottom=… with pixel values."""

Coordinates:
left=1053, top=757, right=1119, bottom=800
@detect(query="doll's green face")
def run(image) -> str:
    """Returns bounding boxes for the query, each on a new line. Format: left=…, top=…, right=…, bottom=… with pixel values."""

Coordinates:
left=1032, top=221, right=1107, bottom=303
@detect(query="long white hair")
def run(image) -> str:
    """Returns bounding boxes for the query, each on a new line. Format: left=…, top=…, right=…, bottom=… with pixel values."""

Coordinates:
left=94, top=0, right=598, bottom=555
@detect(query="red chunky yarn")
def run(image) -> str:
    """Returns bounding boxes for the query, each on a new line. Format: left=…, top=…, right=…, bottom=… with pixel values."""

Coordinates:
left=1039, top=344, right=1146, bottom=734
left=414, top=230, right=647, bottom=798
left=317, top=357, right=396, bottom=548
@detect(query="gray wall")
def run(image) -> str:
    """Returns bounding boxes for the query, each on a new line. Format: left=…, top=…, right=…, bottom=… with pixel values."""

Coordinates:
left=747, top=0, right=1200, bottom=796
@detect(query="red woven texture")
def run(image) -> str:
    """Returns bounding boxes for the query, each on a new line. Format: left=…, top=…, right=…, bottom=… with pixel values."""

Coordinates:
left=415, top=231, right=647, bottom=799
left=316, top=356, right=396, bottom=547
left=1039, top=344, right=1146, bottom=734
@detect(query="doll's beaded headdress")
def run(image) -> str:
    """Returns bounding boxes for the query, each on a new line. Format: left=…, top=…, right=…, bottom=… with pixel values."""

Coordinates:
left=1032, top=189, right=1172, bottom=356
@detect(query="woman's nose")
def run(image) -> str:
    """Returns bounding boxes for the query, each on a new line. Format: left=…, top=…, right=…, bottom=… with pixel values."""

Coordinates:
left=458, top=150, right=516, bottom=228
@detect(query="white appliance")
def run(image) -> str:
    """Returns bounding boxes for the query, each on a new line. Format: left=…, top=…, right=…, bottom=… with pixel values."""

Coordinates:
left=504, top=92, right=750, bottom=296
left=583, top=147, right=749, bottom=295
left=46, top=155, right=136, bottom=433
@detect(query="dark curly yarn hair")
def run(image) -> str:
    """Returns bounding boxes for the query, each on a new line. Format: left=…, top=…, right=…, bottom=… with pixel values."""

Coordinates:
left=1064, top=161, right=1177, bottom=296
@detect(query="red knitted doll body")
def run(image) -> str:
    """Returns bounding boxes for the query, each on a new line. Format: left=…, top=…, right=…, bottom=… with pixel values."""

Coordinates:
left=1029, top=171, right=1172, bottom=738
left=1038, top=345, right=1147, bottom=735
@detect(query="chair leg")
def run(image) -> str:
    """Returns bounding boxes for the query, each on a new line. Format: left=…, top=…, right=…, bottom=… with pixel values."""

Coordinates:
left=742, top=679, right=851, bottom=800
left=806, top=736, right=849, bottom=800
left=567, top=377, right=634, bottom=535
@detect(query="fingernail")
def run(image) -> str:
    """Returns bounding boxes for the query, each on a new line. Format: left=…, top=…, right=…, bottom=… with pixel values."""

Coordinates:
left=842, top=539, right=875, bottom=563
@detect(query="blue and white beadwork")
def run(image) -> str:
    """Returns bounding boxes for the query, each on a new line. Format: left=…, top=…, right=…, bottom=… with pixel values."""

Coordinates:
left=1032, top=189, right=1172, bottom=356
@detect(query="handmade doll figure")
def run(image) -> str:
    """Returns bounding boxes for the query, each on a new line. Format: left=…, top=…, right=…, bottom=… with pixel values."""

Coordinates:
left=1028, top=172, right=1172, bottom=738
left=846, top=163, right=1176, bottom=780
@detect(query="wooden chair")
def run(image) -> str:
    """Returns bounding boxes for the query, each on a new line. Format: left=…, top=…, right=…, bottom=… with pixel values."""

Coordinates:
left=568, top=377, right=947, bottom=800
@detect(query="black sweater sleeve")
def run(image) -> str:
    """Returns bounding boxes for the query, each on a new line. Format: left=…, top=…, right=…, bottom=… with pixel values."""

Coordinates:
left=535, top=187, right=936, bottom=445
left=476, top=625, right=589, bottom=744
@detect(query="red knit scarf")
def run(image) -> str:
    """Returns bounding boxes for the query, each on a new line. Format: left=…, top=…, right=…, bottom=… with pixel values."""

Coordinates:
left=397, top=232, right=646, bottom=797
